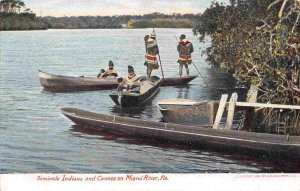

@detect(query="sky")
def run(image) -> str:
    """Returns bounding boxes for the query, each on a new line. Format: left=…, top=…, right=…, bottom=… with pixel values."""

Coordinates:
left=22, top=0, right=228, bottom=17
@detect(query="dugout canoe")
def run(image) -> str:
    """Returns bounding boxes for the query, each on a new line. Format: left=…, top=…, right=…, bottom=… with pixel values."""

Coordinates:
left=39, top=70, right=118, bottom=92
left=161, top=75, right=198, bottom=86
left=109, top=76, right=161, bottom=107
left=61, top=107, right=300, bottom=156
left=39, top=70, right=197, bottom=92
left=158, top=98, right=219, bottom=126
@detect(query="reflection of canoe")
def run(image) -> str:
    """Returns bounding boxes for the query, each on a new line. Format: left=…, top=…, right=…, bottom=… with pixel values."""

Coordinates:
left=39, top=70, right=118, bottom=92
left=39, top=70, right=197, bottom=92
left=61, top=107, right=300, bottom=156
left=160, top=75, right=198, bottom=86
left=109, top=76, right=161, bottom=107
left=158, top=98, right=218, bottom=126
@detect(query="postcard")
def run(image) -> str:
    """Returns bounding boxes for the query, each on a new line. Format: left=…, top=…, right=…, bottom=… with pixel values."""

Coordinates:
left=1, top=0, right=300, bottom=190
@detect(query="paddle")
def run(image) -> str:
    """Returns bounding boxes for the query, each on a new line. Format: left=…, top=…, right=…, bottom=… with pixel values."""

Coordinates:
left=157, top=53, right=165, bottom=80
left=191, top=61, right=209, bottom=87
left=153, top=28, right=165, bottom=80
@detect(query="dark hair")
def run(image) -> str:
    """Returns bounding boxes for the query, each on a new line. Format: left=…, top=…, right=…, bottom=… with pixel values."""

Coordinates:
left=100, top=69, right=105, bottom=73
left=109, top=60, right=114, bottom=66
left=180, top=34, right=186, bottom=40
left=128, top=65, right=134, bottom=73
left=117, top=77, right=123, bottom=83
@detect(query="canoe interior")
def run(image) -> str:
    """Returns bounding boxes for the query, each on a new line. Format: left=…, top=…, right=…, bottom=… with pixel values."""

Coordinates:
left=159, top=101, right=219, bottom=126
left=109, top=76, right=161, bottom=107
left=158, top=98, right=220, bottom=126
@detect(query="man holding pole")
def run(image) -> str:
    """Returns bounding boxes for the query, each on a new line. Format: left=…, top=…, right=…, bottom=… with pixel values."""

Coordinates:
left=177, top=34, right=194, bottom=77
left=144, top=31, right=160, bottom=80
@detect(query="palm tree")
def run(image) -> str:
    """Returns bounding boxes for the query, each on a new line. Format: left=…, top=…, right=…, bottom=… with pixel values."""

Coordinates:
left=1, top=0, right=9, bottom=13
left=0, top=0, right=25, bottom=13
left=14, top=0, right=25, bottom=13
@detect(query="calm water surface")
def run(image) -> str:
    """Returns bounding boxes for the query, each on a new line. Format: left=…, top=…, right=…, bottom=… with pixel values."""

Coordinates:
left=0, top=29, right=295, bottom=173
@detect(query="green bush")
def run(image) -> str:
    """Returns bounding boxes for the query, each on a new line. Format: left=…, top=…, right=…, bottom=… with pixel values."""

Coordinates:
left=194, top=0, right=300, bottom=132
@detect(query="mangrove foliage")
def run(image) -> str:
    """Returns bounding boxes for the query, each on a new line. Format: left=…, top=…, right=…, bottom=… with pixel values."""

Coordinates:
left=194, top=0, right=300, bottom=134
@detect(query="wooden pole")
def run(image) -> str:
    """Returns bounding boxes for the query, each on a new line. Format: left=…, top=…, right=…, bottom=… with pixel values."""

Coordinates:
left=192, top=61, right=209, bottom=87
left=158, top=53, right=165, bottom=79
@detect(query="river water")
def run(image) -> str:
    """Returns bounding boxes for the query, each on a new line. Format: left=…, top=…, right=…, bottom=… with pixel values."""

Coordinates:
left=0, top=29, right=296, bottom=173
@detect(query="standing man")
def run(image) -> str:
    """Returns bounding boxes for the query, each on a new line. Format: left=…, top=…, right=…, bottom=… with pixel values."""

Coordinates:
left=177, top=34, right=194, bottom=77
left=144, top=31, right=159, bottom=80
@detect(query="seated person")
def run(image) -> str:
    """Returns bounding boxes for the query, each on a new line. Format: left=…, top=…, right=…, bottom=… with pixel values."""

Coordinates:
left=97, top=69, right=106, bottom=78
left=125, top=65, right=139, bottom=84
left=98, top=60, right=118, bottom=78
left=117, top=66, right=140, bottom=93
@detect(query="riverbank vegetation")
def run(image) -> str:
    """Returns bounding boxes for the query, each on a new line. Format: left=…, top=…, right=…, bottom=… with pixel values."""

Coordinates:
left=0, top=0, right=45, bottom=30
left=194, top=0, right=300, bottom=133
left=40, top=13, right=200, bottom=29
left=127, top=18, right=193, bottom=28
left=0, top=12, right=46, bottom=30
left=1, top=3, right=201, bottom=31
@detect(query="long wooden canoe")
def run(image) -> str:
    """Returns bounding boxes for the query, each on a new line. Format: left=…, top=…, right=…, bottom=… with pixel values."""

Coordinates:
left=109, top=76, right=161, bottom=107
left=39, top=70, right=118, bottom=91
left=61, top=107, right=300, bottom=156
left=39, top=70, right=198, bottom=92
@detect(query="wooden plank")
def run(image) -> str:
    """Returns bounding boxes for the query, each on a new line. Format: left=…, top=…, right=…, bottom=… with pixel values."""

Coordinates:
left=225, top=93, right=238, bottom=130
left=242, top=85, right=258, bottom=131
left=246, top=85, right=258, bottom=103
left=235, top=102, right=300, bottom=110
left=212, top=94, right=228, bottom=129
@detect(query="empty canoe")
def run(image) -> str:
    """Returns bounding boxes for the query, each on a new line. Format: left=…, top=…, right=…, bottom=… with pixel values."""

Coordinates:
left=61, top=107, right=300, bottom=156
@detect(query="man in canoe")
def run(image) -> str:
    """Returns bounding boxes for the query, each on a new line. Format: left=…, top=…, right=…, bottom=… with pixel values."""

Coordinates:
left=144, top=31, right=159, bottom=80
left=117, top=65, right=140, bottom=93
left=98, top=60, right=118, bottom=78
left=177, top=34, right=194, bottom=77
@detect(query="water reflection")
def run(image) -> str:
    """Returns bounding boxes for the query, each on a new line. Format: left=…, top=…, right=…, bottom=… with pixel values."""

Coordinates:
left=175, top=85, right=192, bottom=99
left=110, top=105, right=147, bottom=119
left=205, top=68, right=248, bottom=101
left=68, top=125, right=300, bottom=173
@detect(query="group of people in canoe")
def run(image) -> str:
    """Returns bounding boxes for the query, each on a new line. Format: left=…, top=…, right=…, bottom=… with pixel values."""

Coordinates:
left=97, top=31, right=194, bottom=93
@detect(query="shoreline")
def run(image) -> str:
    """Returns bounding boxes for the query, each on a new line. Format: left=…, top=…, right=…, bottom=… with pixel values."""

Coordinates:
left=0, top=27, right=194, bottom=31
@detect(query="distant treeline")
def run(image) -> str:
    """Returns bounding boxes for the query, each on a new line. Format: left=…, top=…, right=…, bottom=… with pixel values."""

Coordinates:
left=40, top=12, right=200, bottom=29
left=0, top=12, right=46, bottom=30
left=127, top=18, right=193, bottom=28
left=0, top=12, right=201, bottom=30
